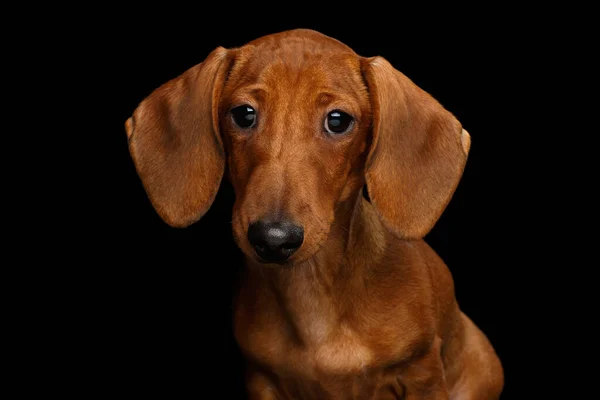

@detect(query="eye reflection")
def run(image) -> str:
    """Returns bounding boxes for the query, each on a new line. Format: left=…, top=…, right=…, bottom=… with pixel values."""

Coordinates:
left=231, top=105, right=256, bottom=128
left=325, top=110, right=353, bottom=134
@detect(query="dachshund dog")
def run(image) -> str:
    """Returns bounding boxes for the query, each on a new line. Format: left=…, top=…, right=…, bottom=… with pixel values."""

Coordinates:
left=125, top=29, right=503, bottom=399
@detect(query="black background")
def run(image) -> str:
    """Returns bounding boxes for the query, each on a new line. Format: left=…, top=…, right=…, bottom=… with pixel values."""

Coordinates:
left=34, top=9, right=566, bottom=399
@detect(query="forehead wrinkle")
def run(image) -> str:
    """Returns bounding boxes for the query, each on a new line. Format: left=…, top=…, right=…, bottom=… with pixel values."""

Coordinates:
left=241, top=84, right=268, bottom=95
left=229, top=85, right=269, bottom=105
left=316, top=92, right=362, bottom=117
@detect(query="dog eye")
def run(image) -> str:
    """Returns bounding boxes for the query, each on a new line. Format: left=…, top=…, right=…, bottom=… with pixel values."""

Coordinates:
left=231, top=105, right=257, bottom=129
left=325, top=110, right=354, bottom=135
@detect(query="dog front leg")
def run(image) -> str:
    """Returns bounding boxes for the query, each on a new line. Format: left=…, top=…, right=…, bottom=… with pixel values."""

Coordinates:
left=400, top=338, right=450, bottom=400
left=246, top=366, right=279, bottom=400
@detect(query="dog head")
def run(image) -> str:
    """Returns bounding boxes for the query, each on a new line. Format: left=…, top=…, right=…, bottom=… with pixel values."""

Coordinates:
left=125, top=29, right=470, bottom=265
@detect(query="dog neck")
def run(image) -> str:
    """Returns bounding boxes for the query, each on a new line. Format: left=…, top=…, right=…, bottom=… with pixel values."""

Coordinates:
left=242, top=193, right=404, bottom=347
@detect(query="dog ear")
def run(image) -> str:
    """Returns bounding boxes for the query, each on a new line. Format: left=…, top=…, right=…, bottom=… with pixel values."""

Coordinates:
left=361, top=56, right=471, bottom=239
left=125, top=47, right=233, bottom=228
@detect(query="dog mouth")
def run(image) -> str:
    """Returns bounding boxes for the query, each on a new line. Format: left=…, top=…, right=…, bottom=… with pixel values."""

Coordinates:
left=251, top=243, right=301, bottom=265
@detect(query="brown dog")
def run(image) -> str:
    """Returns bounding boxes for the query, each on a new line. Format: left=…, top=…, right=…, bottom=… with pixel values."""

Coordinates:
left=125, top=29, right=503, bottom=399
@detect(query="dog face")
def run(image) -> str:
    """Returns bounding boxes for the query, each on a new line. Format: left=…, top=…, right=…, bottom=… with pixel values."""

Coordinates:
left=125, top=29, right=470, bottom=266
left=219, top=34, right=372, bottom=264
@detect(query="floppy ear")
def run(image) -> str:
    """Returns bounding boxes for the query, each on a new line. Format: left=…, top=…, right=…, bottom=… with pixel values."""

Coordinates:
left=125, top=47, right=233, bottom=228
left=361, top=56, right=471, bottom=239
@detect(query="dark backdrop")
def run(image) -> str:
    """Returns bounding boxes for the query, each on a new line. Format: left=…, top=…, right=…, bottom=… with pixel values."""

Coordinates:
left=53, top=11, right=547, bottom=399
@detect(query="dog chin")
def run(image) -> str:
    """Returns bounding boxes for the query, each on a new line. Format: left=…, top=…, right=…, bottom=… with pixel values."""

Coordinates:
left=244, top=251, right=301, bottom=267
left=242, top=246, right=321, bottom=268
left=253, top=258, right=293, bottom=267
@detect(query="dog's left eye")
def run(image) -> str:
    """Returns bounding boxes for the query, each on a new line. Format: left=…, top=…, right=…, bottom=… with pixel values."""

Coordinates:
left=231, top=105, right=257, bottom=129
left=325, top=110, right=354, bottom=135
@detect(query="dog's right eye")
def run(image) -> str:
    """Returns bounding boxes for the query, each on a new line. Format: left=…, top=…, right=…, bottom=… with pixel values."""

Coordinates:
left=231, top=105, right=257, bottom=129
left=325, top=110, right=354, bottom=135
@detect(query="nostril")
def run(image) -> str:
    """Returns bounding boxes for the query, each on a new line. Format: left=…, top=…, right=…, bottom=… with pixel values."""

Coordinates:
left=281, top=229, right=303, bottom=250
left=247, top=223, right=268, bottom=248
left=247, top=220, right=304, bottom=263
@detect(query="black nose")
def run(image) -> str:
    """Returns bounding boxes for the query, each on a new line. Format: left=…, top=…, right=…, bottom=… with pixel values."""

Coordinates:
left=247, top=220, right=304, bottom=263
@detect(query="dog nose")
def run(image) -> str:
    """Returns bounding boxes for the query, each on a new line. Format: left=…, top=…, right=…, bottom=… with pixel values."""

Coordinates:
left=247, top=220, right=304, bottom=263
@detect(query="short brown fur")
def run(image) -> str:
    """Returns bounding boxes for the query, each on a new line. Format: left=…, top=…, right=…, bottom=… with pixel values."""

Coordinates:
left=126, top=29, right=503, bottom=399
